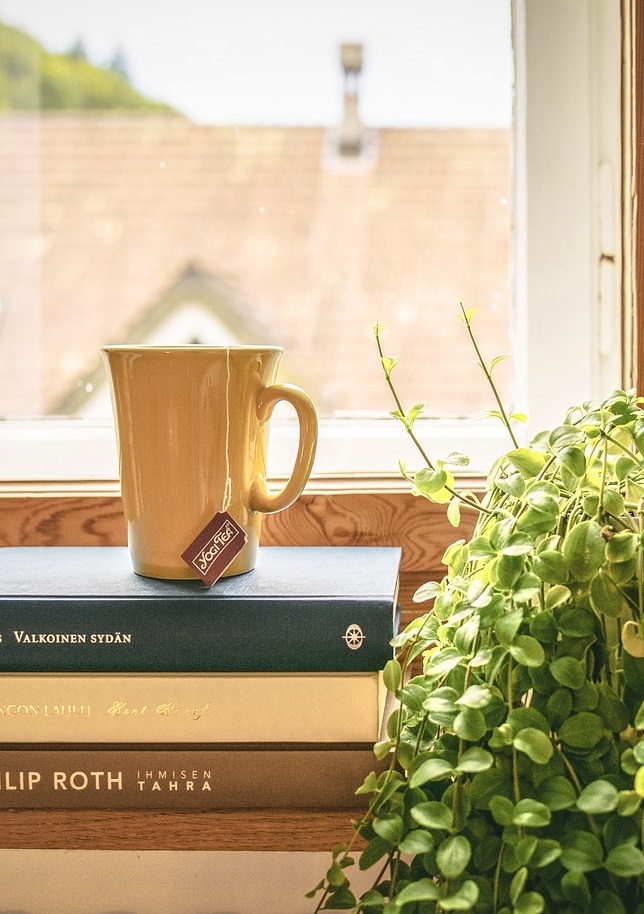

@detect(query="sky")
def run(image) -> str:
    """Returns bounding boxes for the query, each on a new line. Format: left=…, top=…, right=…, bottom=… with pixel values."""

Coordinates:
left=0, top=0, right=513, bottom=127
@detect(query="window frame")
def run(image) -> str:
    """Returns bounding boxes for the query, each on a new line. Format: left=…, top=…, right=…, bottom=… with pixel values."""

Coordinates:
left=0, top=0, right=630, bottom=488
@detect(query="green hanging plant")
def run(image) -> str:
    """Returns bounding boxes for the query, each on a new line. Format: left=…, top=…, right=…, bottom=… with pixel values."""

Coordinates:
left=309, top=304, right=644, bottom=914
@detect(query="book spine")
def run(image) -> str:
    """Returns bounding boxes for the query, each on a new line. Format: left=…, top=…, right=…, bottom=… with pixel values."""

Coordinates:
left=0, top=673, right=385, bottom=744
left=0, top=745, right=382, bottom=809
left=0, top=598, right=397, bottom=673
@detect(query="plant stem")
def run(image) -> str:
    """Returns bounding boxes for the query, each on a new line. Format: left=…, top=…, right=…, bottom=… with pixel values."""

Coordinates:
left=375, top=326, right=492, bottom=517
left=557, top=746, right=621, bottom=895
left=603, top=429, right=644, bottom=461
left=492, top=847, right=505, bottom=914
left=388, top=852, right=402, bottom=897
left=458, top=301, right=519, bottom=449
left=597, top=436, right=609, bottom=522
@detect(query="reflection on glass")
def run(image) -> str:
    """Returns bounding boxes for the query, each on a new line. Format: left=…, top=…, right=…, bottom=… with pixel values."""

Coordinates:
left=0, top=0, right=512, bottom=420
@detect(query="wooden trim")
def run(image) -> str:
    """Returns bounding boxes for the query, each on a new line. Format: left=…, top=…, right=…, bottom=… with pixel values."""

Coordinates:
left=0, top=488, right=478, bottom=630
left=0, top=488, right=477, bottom=572
left=632, top=0, right=644, bottom=391
left=0, top=808, right=362, bottom=852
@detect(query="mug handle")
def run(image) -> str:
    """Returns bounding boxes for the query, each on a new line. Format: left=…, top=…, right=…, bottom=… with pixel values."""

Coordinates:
left=249, top=383, right=318, bottom=514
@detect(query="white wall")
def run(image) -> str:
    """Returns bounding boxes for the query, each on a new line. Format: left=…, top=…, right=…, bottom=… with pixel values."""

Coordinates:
left=0, top=850, right=374, bottom=914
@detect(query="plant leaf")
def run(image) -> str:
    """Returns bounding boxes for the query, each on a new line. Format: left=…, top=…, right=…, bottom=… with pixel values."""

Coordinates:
left=372, top=812, right=404, bottom=845
left=469, top=768, right=513, bottom=809
left=458, top=306, right=478, bottom=325
left=506, top=448, right=548, bottom=478
left=510, top=866, right=528, bottom=905
left=436, top=834, right=472, bottom=878
left=426, top=647, right=463, bottom=678
left=502, top=532, right=535, bottom=556
left=590, top=568, right=627, bottom=618
left=380, top=356, right=398, bottom=377
left=468, top=536, right=497, bottom=561
left=531, top=839, right=562, bottom=868
left=558, top=445, right=587, bottom=477
left=413, top=580, right=442, bottom=603
left=455, top=684, right=493, bottom=709
left=447, top=495, right=461, bottom=528
left=576, top=780, right=619, bottom=815
left=414, top=467, right=448, bottom=495
left=561, top=871, right=591, bottom=908
left=549, top=424, right=586, bottom=449
left=444, top=451, right=471, bottom=467
left=382, top=658, right=401, bottom=693
left=514, top=892, right=545, bottom=914
left=512, top=799, right=551, bottom=828
left=537, top=775, right=577, bottom=811
left=550, top=656, right=586, bottom=690
left=398, top=829, right=435, bottom=855
left=393, top=878, right=439, bottom=905
left=453, top=707, right=487, bottom=741
left=559, top=831, right=604, bottom=872
left=557, top=607, right=596, bottom=637
left=513, top=727, right=554, bottom=764
left=439, top=880, right=480, bottom=912
left=562, top=520, right=606, bottom=582
left=558, top=712, right=605, bottom=749
left=622, top=621, right=644, bottom=658
left=509, top=635, right=546, bottom=668
left=546, top=689, right=574, bottom=730
left=604, top=844, right=644, bottom=877
left=455, top=746, right=494, bottom=773
left=533, top=551, right=568, bottom=585
left=605, top=530, right=638, bottom=563
left=409, top=758, right=455, bottom=788
left=410, top=800, right=454, bottom=831
left=358, top=836, right=391, bottom=871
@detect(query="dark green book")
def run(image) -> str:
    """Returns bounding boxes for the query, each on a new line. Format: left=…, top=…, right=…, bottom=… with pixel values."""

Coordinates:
left=0, top=546, right=401, bottom=673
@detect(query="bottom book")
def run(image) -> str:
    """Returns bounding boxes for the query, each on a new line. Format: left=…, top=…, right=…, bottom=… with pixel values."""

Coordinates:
left=0, top=744, right=386, bottom=809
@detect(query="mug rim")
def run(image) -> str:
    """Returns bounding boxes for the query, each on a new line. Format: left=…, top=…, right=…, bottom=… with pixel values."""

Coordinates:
left=101, top=344, right=284, bottom=353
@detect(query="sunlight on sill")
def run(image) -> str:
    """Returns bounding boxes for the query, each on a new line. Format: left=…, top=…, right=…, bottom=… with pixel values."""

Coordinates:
left=0, top=415, right=516, bottom=488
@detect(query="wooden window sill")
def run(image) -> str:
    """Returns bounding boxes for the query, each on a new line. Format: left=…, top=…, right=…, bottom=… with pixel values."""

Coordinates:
left=0, top=808, right=361, bottom=851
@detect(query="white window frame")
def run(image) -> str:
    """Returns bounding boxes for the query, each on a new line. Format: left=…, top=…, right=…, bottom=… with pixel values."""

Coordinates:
left=0, top=0, right=624, bottom=484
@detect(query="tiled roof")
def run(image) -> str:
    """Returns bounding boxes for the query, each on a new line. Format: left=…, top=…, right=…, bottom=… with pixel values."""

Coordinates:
left=0, top=113, right=510, bottom=417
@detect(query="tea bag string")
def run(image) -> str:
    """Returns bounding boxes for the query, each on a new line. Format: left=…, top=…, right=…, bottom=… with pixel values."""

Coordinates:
left=222, top=346, right=232, bottom=513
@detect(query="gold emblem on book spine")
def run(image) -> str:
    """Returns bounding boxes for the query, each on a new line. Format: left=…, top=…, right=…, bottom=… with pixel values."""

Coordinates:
left=343, top=624, right=365, bottom=651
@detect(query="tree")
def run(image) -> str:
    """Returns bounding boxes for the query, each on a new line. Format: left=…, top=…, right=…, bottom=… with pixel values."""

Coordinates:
left=0, top=20, right=177, bottom=113
left=107, top=47, right=129, bottom=83
left=66, top=37, right=87, bottom=61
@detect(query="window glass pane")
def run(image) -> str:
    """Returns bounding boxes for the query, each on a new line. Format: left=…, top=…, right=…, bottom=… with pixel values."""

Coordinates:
left=0, top=0, right=512, bottom=430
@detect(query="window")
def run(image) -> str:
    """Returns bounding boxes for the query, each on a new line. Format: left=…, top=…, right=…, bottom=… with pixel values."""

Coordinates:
left=0, top=1, right=625, bottom=482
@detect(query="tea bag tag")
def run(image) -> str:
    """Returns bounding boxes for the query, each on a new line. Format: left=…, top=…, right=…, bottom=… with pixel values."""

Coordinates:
left=181, top=511, right=248, bottom=586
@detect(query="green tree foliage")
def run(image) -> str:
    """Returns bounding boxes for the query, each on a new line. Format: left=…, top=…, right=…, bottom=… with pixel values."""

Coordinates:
left=0, top=20, right=177, bottom=112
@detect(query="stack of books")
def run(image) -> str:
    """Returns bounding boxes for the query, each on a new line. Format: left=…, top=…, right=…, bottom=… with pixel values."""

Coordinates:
left=0, top=544, right=401, bottom=809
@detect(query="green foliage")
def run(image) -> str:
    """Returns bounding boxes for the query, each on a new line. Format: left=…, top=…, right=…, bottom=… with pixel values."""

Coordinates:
left=0, top=20, right=176, bottom=112
left=311, top=310, right=644, bottom=912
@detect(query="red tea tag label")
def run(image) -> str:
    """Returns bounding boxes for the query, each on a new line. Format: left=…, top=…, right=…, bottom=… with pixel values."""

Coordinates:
left=181, top=511, right=248, bottom=586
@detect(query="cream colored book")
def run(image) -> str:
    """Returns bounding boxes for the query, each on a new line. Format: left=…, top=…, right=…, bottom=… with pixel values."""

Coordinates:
left=0, top=673, right=387, bottom=743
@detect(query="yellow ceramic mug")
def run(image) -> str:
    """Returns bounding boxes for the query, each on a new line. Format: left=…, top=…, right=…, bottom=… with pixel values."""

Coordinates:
left=101, top=345, right=318, bottom=580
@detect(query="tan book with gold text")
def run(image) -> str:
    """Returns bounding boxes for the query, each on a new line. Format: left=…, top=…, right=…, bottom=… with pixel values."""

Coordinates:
left=0, top=672, right=386, bottom=743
